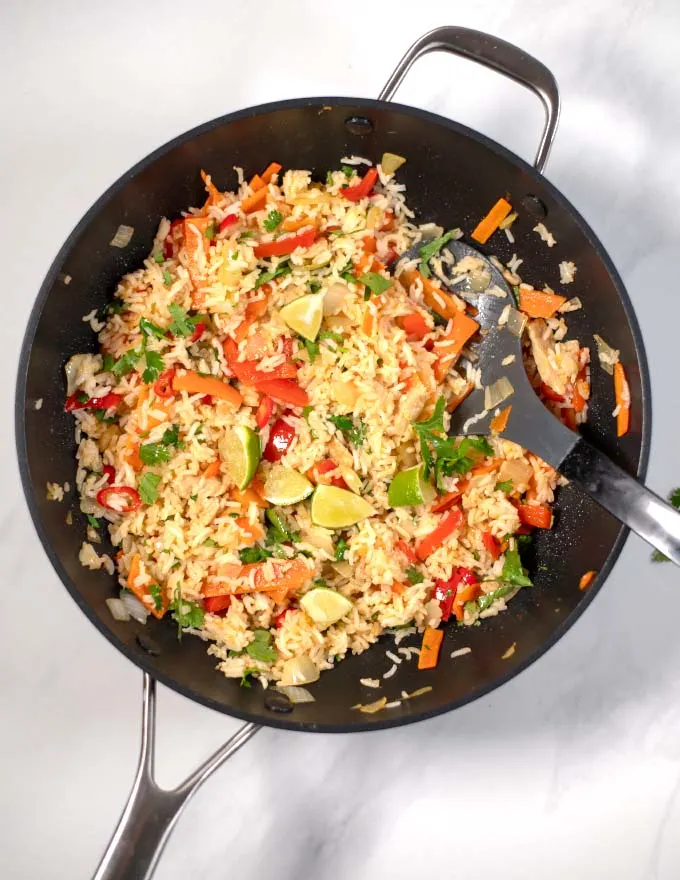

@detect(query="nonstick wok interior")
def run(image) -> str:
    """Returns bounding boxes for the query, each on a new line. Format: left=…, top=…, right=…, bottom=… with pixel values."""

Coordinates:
left=16, top=98, right=650, bottom=732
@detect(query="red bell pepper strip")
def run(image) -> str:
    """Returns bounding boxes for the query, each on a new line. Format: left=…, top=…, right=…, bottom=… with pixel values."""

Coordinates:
left=223, top=337, right=298, bottom=385
left=256, top=395, right=275, bottom=429
left=434, top=579, right=456, bottom=622
left=518, top=504, right=553, bottom=529
left=275, top=607, right=294, bottom=628
left=102, top=465, right=116, bottom=485
left=218, top=213, right=238, bottom=232
left=395, top=539, right=419, bottom=566
left=263, top=418, right=296, bottom=462
left=253, top=378, right=309, bottom=408
left=153, top=369, right=176, bottom=399
left=253, top=227, right=317, bottom=259
left=189, top=322, right=206, bottom=344
left=96, top=485, right=142, bottom=512
left=65, top=392, right=122, bottom=413
left=204, top=595, right=232, bottom=615
left=416, top=507, right=464, bottom=560
left=341, top=167, right=378, bottom=202
left=482, top=531, right=501, bottom=560
left=312, top=459, right=348, bottom=489
left=540, top=382, right=564, bottom=403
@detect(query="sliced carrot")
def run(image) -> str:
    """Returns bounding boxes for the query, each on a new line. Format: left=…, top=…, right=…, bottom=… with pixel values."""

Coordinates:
left=418, top=627, right=444, bottom=670
left=362, top=235, right=377, bottom=254
left=518, top=288, right=567, bottom=319
left=242, top=187, right=268, bottom=214
left=200, top=169, right=222, bottom=212
left=202, top=460, right=221, bottom=479
left=282, top=215, right=313, bottom=232
left=270, top=588, right=289, bottom=604
left=127, top=554, right=166, bottom=619
left=172, top=371, right=242, bottom=407
left=361, top=306, right=376, bottom=335
left=260, top=162, right=282, bottom=185
left=399, top=313, right=430, bottom=340
left=518, top=504, right=553, bottom=529
left=230, top=483, right=270, bottom=509
left=124, top=441, right=144, bottom=473
left=236, top=517, right=265, bottom=545
left=416, top=508, right=464, bottom=560
left=482, top=531, right=501, bottom=560
left=614, top=362, right=630, bottom=437
left=579, top=570, right=597, bottom=591
left=572, top=380, right=589, bottom=414
left=134, top=388, right=174, bottom=431
left=489, top=405, right=512, bottom=434
left=252, top=378, right=309, bottom=408
left=469, top=459, right=501, bottom=478
left=433, top=311, right=480, bottom=381
left=400, top=267, right=461, bottom=322
left=395, top=539, right=419, bottom=566
left=452, top=581, right=481, bottom=621
left=471, top=197, right=513, bottom=245
left=204, top=558, right=314, bottom=597
left=391, top=581, right=406, bottom=596
left=250, top=173, right=266, bottom=192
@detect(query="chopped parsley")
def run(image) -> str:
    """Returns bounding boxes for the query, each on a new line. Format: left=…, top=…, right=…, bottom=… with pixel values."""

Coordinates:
left=359, top=271, right=391, bottom=299
left=138, top=472, right=161, bottom=505
left=255, top=261, right=291, bottom=289
left=303, top=338, right=320, bottom=363
left=142, top=350, right=164, bottom=383
left=405, top=566, right=424, bottom=585
left=139, top=442, right=171, bottom=466
left=334, top=537, right=349, bottom=561
left=139, top=316, right=168, bottom=339
left=148, top=584, right=164, bottom=612
left=239, top=545, right=273, bottom=564
left=495, top=480, right=513, bottom=493
left=263, top=210, right=283, bottom=232
left=106, top=298, right=125, bottom=316
left=328, top=414, right=366, bottom=447
left=501, top=548, right=533, bottom=587
left=418, top=229, right=460, bottom=279
left=86, top=514, right=100, bottom=529
left=246, top=628, right=277, bottom=663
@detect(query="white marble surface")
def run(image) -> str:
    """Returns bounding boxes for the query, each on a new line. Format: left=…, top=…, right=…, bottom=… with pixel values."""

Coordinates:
left=2, top=1, right=680, bottom=877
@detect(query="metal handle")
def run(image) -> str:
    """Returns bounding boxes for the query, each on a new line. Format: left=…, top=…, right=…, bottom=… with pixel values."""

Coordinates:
left=560, top=438, right=680, bottom=565
left=378, top=26, right=561, bottom=173
left=92, top=674, right=260, bottom=880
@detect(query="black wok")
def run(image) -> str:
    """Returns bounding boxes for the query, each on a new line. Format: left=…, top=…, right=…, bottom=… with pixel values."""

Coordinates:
left=14, top=27, right=651, bottom=880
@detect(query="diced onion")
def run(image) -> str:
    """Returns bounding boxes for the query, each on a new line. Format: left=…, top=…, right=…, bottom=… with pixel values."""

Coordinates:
left=323, top=282, right=350, bottom=316
left=110, top=224, right=134, bottom=248
left=469, top=269, right=491, bottom=292
left=276, top=685, right=316, bottom=704
left=352, top=697, right=388, bottom=714
left=506, top=308, right=527, bottom=337
left=381, top=152, right=406, bottom=175
left=484, top=376, right=514, bottom=411
left=106, top=597, right=130, bottom=622
left=121, top=591, right=149, bottom=624
left=64, top=353, right=91, bottom=396
left=593, top=334, right=619, bottom=375
left=279, top=655, right=319, bottom=687
left=341, top=467, right=363, bottom=494
left=366, top=206, right=382, bottom=230
left=331, top=561, right=353, bottom=578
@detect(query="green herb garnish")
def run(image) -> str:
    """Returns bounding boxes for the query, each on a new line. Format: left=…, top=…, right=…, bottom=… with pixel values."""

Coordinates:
left=477, top=584, right=515, bottom=612
left=139, top=317, right=168, bottom=339
left=239, top=545, right=273, bottom=564
left=106, top=298, right=125, bottom=315
left=153, top=252, right=165, bottom=264
left=359, top=272, right=391, bottom=298
left=204, top=222, right=217, bottom=239
left=263, top=210, right=283, bottom=232
left=650, top=488, right=680, bottom=561
left=303, top=338, right=320, bottom=363
left=302, top=405, right=313, bottom=422
left=240, top=667, right=260, bottom=688
left=102, top=354, right=115, bottom=372
left=112, top=348, right=141, bottom=379
left=148, top=584, right=164, bottom=612
left=142, top=350, right=164, bottom=383
left=254, top=261, right=292, bottom=289
left=334, top=537, right=349, bottom=561
left=138, top=472, right=161, bottom=505
left=342, top=165, right=354, bottom=178
left=162, top=270, right=173, bottom=287
left=501, top=548, right=533, bottom=587
left=495, top=480, right=513, bottom=493
left=167, top=303, right=200, bottom=337
left=309, top=281, right=322, bottom=293
left=203, top=538, right=218, bottom=548
left=319, top=330, right=344, bottom=345
left=246, top=628, right=277, bottom=663
left=169, top=587, right=204, bottom=637
left=139, top=442, right=171, bottom=466
left=328, top=414, right=366, bottom=447
left=418, top=229, right=460, bottom=279
left=86, top=514, right=100, bottom=529
left=405, top=566, right=424, bottom=585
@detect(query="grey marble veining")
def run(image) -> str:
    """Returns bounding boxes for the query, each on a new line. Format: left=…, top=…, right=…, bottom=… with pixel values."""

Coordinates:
left=2, top=0, right=680, bottom=877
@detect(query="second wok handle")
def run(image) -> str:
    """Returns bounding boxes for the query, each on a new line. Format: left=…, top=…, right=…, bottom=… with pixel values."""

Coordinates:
left=92, top=674, right=260, bottom=880
left=378, top=26, right=561, bottom=173
left=560, top=438, right=680, bottom=566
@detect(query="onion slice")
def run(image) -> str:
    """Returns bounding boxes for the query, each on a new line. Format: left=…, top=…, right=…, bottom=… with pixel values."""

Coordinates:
left=484, top=376, right=514, bottom=411
left=276, top=685, right=316, bottom=704
left=120, top=591, right=149, bottom=624
left=593, top=334, right=619, bottom=375
left=106, top=597, right=130, bottom=622
left=506, top=308, right=527, bottom=338
left=352, top=697, right=388, bottom=714
left=110, top=224, right=134, bottom=248
left=279, top=655, right=319, bottom=687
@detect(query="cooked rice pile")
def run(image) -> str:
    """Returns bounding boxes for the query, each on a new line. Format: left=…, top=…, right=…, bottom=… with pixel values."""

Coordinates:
left=66, top=159, right=587, bottom=688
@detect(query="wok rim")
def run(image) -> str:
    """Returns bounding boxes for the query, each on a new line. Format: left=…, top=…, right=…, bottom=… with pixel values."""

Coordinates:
left=15, top=95, right=652, bottom=733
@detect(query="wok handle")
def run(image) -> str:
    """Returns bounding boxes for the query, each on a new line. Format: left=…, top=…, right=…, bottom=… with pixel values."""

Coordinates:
left=378, top=26, right=560, bottom=173
left=560, top=437, right=680, bottom=566
left=92, top=674, right=260, bottom=880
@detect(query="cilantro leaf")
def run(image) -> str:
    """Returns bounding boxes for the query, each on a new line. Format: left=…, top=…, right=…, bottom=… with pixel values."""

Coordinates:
left=106, top=298, right=125, bottom=315
left=265, top=509, right=298, bottom=545
left=153, top=252, right=165, bottom=264
left=359, top=272, right=391, bottom=298
left=670, top=488, right=680, bottom=509
left=254, top=261, right=291, bottom=289
left=148, top=584, right=164, bottom=612
left=309, top=281, right=322, bottom=293
left=405, top=566, right=424, bottom=585
left=246, top=628, right=277, bottom=663
left=501, top=548, right=533, bottom=587
left=325, top=170, right=334, bottom=185
left=112, top=348, right=141, bottom=379
left=418, top=229, right=460, bottom=279
left=139, top=317, right=168, bottom=339
left=319, top=330, right=344, bottom=345
left=168, top=303, right=195, bottom=337
left=495, top=480, right=513, bottom=493
left=161, top=424, right=184, bottom=449
left=302, top=405, right=313, bottom=422
left=86, top=514, right=100, bottom=529
left=169, top=588, right=204, bottom=636
left=162, top=270, right=173, bottom=287
left=263, top=210, right=283, bottom=232
left=477, top=584, right=516, bottom=612
left=240, top=667, right=260, bottom=688
left=328, top=414, right=353, bottom=432
left=328, top=414, right=366, bottom=447
left=303, top=338, right=320, bottom=363
left=142, top=350, right=164, bottom=383
left=139, top=442, right=171, bottom=466
left=102, top=354, right=115, bottom=372
left=342, top=165, right=354, bottom=178
left=334, top=538, right=349, bottom=561
left=138, top=472, right=161, bottom=505
left=239, top=545, right=273, bottom=564
left=203, top=538, right=219, bottom=547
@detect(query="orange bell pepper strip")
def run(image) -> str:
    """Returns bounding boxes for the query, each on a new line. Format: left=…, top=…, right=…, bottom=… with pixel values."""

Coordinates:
left=418, top=627, right=444, bottom=670
left=614, top=362, right=630, bottom=437
left=398, top=313, right=431, bottom=340
left=135, top=388, right=174, bottom=431
left=124, top=441, right=144, bottom=473
left=394, top=539, right=419, bottom=566
left=433, top=311, right=480, bottom=381
left=489, top=405, right=512, bottom=434
left=471, top=197, right=512, bottom=244
left=223, top=337, right=297, bottom=385
left=252, top=378, right=309, bottom=408
left=172, top=370, right=242, bottom=407
left=203, top=557, right=314, bottom=597
left=230, top=481, right=270, bottom=509
left=518, top=288, right=567, bottom=319
left=200, top=170, right=222, bottom=212
left=127, top=554, right=167, bottom=619
left=281, top=215, right=313, bottom=233
left=482, top=531, right=501, bottom=560
left=242, top=187, right=268, bottom=214
left=260, top=162, right=282, bottom=184
left=236, top=517, right=265, bottom=545
left=447, top=382, right=474, bottom=412
left=579, top=570, right=597, bottom=591
left=202, top=460, right=222, bottom=479
left=416, top=508, right=464, bottom=560
left=518, top=504, right=553, bottom=529
left=253, top=227, right=316, bottom=259
left=233, top=297, right=270, bottom=344
left=250, top=173, right=266, bottom=192
left=452, top=580, right=481, bottom=621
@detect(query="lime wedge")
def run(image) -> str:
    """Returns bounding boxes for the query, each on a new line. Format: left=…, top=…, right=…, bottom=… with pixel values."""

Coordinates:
left=279, top=292, right=325, bottom=341
left=310, top=484, right=375, bottom=528
left=262, top=465, right=314, bottom=505
left=219, top=425, right=261, bottom=490
left=387, top=464, right=435, bottom=507
left=300, top=587, right=353, bottom=627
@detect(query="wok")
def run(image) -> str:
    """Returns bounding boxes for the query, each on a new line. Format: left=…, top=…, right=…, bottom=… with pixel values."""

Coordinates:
left=15, top=26, right=652, bottom=880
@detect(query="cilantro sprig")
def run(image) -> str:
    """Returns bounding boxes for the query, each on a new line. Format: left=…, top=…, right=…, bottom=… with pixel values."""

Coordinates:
left=328, top=414, right=366, bottom=447
left=418, top=229, right=460, bottom=279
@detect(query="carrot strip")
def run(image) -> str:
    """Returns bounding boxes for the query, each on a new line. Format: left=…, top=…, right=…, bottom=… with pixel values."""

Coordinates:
left=134, top=389, right=174, bottom=431
left=395, top=539, right=419, bottom=566
left=124, top=441, right=144, bottom=473
left=471, top=197, right=513, bottom=244
left=416, top=508, right=464, bottom=560
left=469, top=459, right=501, bottom=478
left=200, top=170, right=222, bottom=212
left=127, top=554, right=166, bottom=619
left=202, top=460, right=221, bottom=479
left=236, top=517, right=265, bottom=545
left=230, top=484, right=270, bottom=509
left=614, top=362, right=630, bottom=437
left=362, top=235, right=377, bottom=254
left=452, top=581, right=481, bottom=621
left=489, top=405, right=512, bottom=434
left=242, top=187, right=268, bottom=214
left=270, top=588, right=289, bottom=604
left=399, top=267, right=461, bottom=321
left=250, top=173, right=266, bottom=192
left=518, top=504, right=553, bottom=529
left=260, top=162, right=282, bottom=184
left=433, top=311, right=480, bottom=381
left=361, top=306, right=376, bottom=335
left=579, top=570, right=597, bottom=591
left=418, top=627, right=444, bottom=670
left=518, top=288, right=567, bottom=319
left=430, top=490, right=462, bottom=514
left=399, top=313, right=430, bottom=340
left=281, top=215, right=313, bottom=232
left=204, top=558, right=313, bottom=597
left=172, top=371, right=242, bottom=407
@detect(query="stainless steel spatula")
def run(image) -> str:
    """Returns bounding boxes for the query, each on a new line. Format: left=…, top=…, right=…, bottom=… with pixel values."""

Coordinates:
left=408, top=238, right=680, bottom=566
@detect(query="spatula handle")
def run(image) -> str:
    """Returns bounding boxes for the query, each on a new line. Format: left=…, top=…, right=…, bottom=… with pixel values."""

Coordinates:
left=560, top=438, right=680, bottom=565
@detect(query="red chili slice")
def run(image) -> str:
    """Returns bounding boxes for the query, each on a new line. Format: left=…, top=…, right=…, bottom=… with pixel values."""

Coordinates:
left=219, top=213, right=238, bottom=232
left=102, top=465, right=116, bottom=485
left=341, top=167, right=378, bottom=202
left=64, top=392, right=122, bottom=413
left=253, top=227, right=317, bottom=259
left=204, top=595, right=232, bottom=615
left=256, top=395, right=275, bottom=429
left=189, top=322, right=206, bottom=344
left=263, top=418, right=296, bottom=462
left=275, top=607, right=294, bottom=628
left=153, top=369, right=176, bottom=399
left=96, top=485, right=142, bottom=512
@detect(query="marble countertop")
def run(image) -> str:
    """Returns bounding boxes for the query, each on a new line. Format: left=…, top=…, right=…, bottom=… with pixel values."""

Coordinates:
left=3, top=1, right=680, bottom=877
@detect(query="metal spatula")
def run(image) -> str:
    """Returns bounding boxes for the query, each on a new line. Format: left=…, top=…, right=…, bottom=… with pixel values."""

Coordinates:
left=405, top=238, right=680, bottom=566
